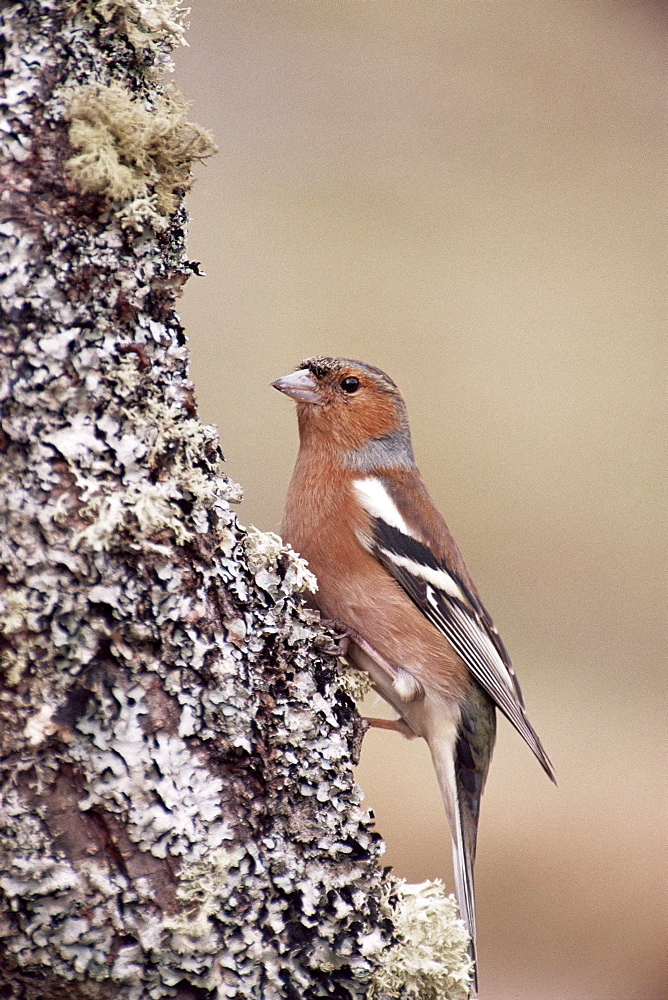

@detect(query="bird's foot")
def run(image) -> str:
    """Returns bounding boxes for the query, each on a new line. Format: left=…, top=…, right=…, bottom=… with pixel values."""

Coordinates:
left=319, top=617, right=353, bottom=657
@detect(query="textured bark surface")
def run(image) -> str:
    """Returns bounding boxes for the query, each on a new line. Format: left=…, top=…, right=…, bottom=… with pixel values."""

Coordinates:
left=0, top=3, right=390, bottom=998
left=0, top=4, right=474, bottom=999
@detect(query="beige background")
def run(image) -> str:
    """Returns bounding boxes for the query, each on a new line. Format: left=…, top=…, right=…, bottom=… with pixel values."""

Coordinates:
left=174, top=3, right=666, bottom=998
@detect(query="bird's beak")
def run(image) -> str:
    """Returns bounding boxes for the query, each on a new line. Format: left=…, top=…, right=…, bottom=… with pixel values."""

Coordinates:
left=271, top=369, right=323, bottom=404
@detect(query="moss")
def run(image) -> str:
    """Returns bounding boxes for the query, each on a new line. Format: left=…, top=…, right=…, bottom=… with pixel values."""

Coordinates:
left=64, top=82, right=216, bottom=231
left=369, top=879, right=474, bottom=1000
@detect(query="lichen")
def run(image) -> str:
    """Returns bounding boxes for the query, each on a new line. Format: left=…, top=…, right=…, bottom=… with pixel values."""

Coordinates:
left=74, top=479, right=195, bottom=550
left=0, top=588, right=28, bottom=633
left=368, top=878, right=474, bottom=1000
left=338, top=656, right=374, bottom=702
left=0, top=2, right=466, bottom=997
left=244, top=525, right=318, bottom=596
left=64, top=82, right=216, bottom=231
left=67, top=0, right=189, bottom=62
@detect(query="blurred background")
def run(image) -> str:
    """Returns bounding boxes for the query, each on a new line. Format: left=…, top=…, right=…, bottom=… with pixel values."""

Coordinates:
left=173, top=2, right=665, bottom=997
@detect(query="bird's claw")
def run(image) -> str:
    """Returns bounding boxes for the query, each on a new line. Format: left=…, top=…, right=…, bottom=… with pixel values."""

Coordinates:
left=319, top=617, right=354, bottom=657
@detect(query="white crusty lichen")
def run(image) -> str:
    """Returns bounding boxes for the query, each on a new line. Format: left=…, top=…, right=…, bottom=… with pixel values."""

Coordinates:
left=369, top=879, right=474, bottom=1000
left=243, top=525, right=318, bottom=596
left=165, top=844, right=246, bottom=938
left=73, top=685, right=232, bottom=858
left=64, top=82, right=216, bottom=231
left=60, top=376, right=230, bottom=551
left=0, top=789, right=125, bottom=982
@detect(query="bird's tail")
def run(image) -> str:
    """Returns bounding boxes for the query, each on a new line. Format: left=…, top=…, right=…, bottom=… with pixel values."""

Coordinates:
left=451, top=797, right=478, bottom=995
left=427, top=724, right=479, bottom=998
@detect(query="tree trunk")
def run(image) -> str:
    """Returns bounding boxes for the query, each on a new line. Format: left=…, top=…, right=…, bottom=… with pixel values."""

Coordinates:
left=0, top=4, right=471, bottom=998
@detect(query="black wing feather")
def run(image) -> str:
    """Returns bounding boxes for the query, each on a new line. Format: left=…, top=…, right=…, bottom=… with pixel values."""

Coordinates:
left=369, top=516, right=556, bottom=782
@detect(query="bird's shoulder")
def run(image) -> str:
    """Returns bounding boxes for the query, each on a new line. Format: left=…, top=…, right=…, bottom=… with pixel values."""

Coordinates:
left=351, top=466, right=489, bottom=615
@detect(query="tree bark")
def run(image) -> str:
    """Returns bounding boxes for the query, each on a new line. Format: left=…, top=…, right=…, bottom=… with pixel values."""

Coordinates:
left=0, top=4, right=471, bottom=999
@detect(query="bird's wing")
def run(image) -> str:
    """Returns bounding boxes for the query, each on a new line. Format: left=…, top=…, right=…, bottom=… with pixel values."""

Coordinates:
left=353, top=477, right=556, bottom=782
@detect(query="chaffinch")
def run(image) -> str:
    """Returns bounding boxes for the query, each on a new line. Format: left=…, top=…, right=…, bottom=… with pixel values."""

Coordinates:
left=272, top=356, right=555, bottom=996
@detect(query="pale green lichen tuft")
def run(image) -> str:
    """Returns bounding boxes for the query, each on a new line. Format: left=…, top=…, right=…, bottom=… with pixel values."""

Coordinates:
left=74, top=480, right=194, bottom=551
left=68, top=0, right=189, bottom=56
left=337, top=657, right=374, bottom=702
left=369, top=878, right=474, bottom=1000
left=146, top=408, right=224, bottom=507
left=0, top=589, right=29, bottom=634
left=164, top=845, right=245, bottom=943
left=64, top=82, right=216, bottom=231
left=0, top=590, right=33, bottom=686
left=1, top=647, right=32, bottom=688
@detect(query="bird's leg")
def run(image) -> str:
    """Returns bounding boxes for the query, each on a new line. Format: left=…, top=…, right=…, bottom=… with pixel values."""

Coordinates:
left=320, top=619, right=419, bottom=740
left=366, top=716, right=417, bottom=739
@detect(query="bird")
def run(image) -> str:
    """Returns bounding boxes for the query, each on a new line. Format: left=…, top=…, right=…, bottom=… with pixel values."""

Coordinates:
left=272, top=356, right=555, bottom=996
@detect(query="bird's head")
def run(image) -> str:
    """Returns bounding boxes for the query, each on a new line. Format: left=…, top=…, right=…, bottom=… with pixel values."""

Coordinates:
left=272, top=356, right=415, bottom=468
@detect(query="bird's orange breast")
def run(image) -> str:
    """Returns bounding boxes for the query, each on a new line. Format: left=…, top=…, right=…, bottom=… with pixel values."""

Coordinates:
left=282, top=454, right=470, bottom=700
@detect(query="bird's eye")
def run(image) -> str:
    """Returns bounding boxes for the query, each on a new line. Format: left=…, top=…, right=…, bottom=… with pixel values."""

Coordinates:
left=340, top=376, right=360, bottom=394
